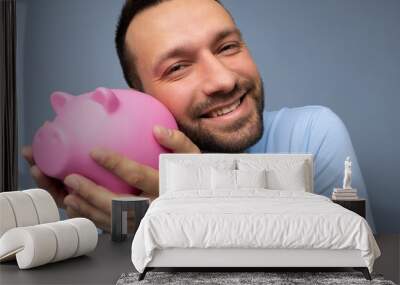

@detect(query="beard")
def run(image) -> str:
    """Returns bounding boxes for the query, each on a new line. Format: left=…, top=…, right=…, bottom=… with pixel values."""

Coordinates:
left=177, top=78, right=265, bottom=153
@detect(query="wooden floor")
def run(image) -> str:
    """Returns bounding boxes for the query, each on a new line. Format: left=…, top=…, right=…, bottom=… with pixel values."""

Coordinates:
left=373, top=234, right=400, bottom=284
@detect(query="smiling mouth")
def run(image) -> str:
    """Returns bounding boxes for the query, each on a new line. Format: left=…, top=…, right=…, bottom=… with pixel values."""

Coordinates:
left=201, top=92, right=247, bottom=119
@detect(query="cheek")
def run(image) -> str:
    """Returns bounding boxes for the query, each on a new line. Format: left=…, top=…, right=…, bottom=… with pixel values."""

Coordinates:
left=231, top=50, right=259, bottom=78
left=163, top=96, right=188, bottom=120
left=149, top=86, right=194, bottom=122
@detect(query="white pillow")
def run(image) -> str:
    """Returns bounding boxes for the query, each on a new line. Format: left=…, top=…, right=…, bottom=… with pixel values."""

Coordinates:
left=211, top=168, right=236, bottom=190
left=211, top=169, right=268, bottom=190
left=167, top=162, right=211, bottom=191
left=237, top=159, right=309, bottom=192
left=236, top=169, right=267, bottom=188
left=266, top=163, right=306, bottom=191
left=166, top=159, right=236, bottom=193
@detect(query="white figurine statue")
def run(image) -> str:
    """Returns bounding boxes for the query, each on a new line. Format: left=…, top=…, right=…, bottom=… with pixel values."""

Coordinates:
left=342, top=156, right=352, bottom=190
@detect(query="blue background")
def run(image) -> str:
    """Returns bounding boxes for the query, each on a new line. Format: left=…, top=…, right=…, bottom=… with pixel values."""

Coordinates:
left=16, top=0, right=400, bottom=233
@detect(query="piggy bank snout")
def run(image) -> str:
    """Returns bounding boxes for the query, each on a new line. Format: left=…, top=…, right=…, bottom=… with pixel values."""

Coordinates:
left=32, top=122, right=69, bottom=178
left=36, top=122, right=64, bottom=142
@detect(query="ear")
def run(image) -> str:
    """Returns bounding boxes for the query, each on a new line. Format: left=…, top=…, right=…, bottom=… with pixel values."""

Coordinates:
left=90, top=87, right=120, bottom=114
left=50, top=92, right=74, bottom=115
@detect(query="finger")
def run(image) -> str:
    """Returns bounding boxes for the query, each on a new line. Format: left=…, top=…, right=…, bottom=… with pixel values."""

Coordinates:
left=22, top=145, right=35, bottom=166
left=140, top=192, right=157, bottom=203
left=30, top=165, right=67, bottom=208
left=153, top=125, right=200, bottom=153
left=64, top=174, right=116, bottom=215
left=65, top=204, right=80, bottom=218
left=64, top=194, right=110, bottom=232
left=90, top=148, right=159, bottom=195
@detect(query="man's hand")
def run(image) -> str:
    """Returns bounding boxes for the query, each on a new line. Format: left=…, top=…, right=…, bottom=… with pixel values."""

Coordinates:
left=63, top=174, right=117, bottom=232
left=23, top=125, right=200, bottom=232
left=152, top=125, right=200, bottom=154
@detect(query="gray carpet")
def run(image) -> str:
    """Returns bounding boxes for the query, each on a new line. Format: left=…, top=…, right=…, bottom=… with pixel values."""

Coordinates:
left=117, top=271, right=396, bottom=285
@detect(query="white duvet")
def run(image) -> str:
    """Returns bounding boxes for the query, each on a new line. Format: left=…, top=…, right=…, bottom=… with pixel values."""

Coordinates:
left=131, top=190, right=380, bottom=273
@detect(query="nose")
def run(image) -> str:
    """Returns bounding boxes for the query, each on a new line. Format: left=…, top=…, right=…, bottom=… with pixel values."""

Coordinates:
left=200, top=52, right=237, bottom=96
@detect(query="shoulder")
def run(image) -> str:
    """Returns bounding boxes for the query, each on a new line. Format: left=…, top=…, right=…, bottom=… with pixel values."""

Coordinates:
left=266, top=105, right=347, bottom=138
left=248, top=105, right=348, bottom=153
left=268, top=105, right=340, bottom=123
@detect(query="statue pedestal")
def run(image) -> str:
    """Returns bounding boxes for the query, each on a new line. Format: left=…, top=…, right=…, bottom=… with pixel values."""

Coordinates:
left=332, top=188, right=358, bottom=200
left=334, top=188, right=357, bottom=192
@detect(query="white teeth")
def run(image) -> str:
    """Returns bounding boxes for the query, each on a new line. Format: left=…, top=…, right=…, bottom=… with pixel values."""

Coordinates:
left=209, top=100, right=241, bottom=118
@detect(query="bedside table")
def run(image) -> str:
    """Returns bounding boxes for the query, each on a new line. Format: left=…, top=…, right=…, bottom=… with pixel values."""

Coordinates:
left=332, top=198, right=366, bottom=218
left=112, top=197, right=150, bottom=242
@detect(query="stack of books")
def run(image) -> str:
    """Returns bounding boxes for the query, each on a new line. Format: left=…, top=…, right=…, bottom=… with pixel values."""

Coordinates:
left=332, top=188, right=358, bottom=200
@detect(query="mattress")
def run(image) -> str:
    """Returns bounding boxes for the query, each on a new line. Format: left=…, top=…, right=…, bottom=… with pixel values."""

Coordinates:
left=131, top=190, right=380, bottom=273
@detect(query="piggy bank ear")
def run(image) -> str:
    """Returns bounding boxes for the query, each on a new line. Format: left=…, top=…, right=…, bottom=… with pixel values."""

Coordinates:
left=50, top=92, right=74, bottom=115
left=90, top=87, right=120, bottom=114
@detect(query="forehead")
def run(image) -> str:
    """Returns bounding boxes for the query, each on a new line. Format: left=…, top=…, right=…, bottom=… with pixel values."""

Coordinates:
left=125, top=0, right=236, bottom=69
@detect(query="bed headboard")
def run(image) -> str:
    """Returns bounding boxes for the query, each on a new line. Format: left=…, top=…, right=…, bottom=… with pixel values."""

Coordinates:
left=159, top=153, right=314, bottom=195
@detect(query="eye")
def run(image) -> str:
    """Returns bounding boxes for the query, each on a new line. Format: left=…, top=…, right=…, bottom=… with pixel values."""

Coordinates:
left=219, top=42, right=241, bottom=54
left=165, top=63, right=187, bottom=75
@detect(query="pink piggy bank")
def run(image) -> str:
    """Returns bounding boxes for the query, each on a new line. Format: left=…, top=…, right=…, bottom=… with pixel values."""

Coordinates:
left=32, top=87, right=177, bottom=195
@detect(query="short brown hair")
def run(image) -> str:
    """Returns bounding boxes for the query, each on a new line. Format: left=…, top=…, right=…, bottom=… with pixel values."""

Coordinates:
left=115, top=0, right=224, bottom=91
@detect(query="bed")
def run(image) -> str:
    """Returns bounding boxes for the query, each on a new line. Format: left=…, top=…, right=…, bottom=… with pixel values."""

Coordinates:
left=131, top=153, right=380, bottom=280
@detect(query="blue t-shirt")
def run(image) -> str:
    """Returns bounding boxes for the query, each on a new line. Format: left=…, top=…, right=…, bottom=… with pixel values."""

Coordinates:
left=246, top=105, right=375, bottom=231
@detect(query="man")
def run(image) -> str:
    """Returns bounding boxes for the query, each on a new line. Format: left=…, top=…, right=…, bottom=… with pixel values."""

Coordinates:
left=22, top=0, right=375, bottom=232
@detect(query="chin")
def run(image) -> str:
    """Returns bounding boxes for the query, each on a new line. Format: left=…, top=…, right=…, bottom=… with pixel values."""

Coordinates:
left=205, top=115, right=263, bottom=153
left=179, top=79, right=265, bottom=153
left=179, top=109, right=264, bottom=153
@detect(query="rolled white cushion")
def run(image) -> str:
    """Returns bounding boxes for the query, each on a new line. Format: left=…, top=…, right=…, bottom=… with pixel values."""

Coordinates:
left=236, top=169, right=267, bottom=188
left=42, top=221, right=79, bottom=262
left=0, top=196, right=17, bottom=237
left=65, top=218, right=98, bottom=257
left=0, top=226, right=57, bottom=269
left=0, top=218, right=97, bottom=269
left=23, top=189, right=59, bottom=224
left=0, top=191, right=39, bottom=227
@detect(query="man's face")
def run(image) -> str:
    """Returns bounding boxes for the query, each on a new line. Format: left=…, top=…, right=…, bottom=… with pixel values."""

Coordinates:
left=126, top=0, right=264, bottom=152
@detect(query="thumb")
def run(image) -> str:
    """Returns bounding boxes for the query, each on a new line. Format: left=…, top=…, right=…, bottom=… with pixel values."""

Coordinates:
left=153, top=125, right=200, bottom=154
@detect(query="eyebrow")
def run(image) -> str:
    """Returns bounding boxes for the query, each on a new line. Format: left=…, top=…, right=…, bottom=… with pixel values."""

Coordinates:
left=152, top=27, right=243, bottom=75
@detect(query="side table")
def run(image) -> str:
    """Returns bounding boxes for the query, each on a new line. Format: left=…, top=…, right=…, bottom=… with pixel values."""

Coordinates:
left=112, top=196, right=150, bottom=242
left=332, top=198, right=366, bottom=218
